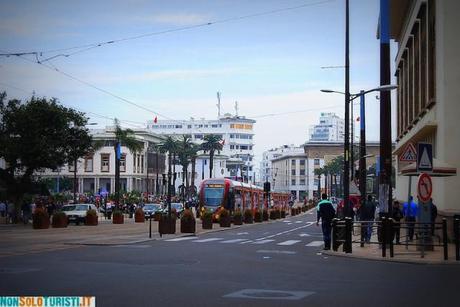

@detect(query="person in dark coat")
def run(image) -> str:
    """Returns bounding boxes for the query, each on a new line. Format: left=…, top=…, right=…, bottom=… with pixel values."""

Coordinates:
left=391, top=200, right=403, bottom=244
left=359, top=195, right=376, bottom=243
left=316, top=193, right=336, bottom=250
left=430, top=198, right=438, bottom=236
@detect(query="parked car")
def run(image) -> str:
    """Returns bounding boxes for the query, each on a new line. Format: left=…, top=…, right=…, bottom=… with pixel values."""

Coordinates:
left=142, top=203, right=163, bottom=218
left=62, top=204, right=97, bottom=225
left=161, top=203, right=184, bottom=218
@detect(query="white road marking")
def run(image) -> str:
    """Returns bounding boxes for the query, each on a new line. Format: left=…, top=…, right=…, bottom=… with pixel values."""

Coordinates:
left=277, top=240, right=301, bottom=246
left=220, top=239, right=247, bottom=244
left=299, top=233, right=311, bottom=237
left=193, top=238, right=223, bottom=243
left=237, top=232, right=249, bottom=235
left=287, top=223, right=293, bottom=225
left=282, top=220, right=291, bottom=223
left=256, top=223, right=315, bottom=241
left=165, top=237, right=197, bottom=242
left=253, top=239, right=275, bottom=245
left=256, top=250, right=297, bottom=255
left=239, top=240, right=253, bottom=244
left=295, top=221, right=303, bottom=224
left=306, top=241, right=324, bottom=247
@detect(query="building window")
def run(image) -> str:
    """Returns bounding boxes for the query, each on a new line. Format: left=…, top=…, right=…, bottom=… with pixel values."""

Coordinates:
left=291, top=169, right=296, bottom=176
left=291, top=159, right=296, bottom=166
left=300, top=179, right=306, bottom=185
left=141, top=154, right=144, bottom=173
left=314, top=159, right=320, bottom=166
left=300, top=169, right=305, bottom=176
left=133, top=153, right=136, bottom=173
left=187, top=125, right=192, bottom=129
left=68, top=161, right=76, bottom=172
left=230, top=145, right=235, bottom=149
left=101, top=154, right=110, bottom=172
left=120, top=154, right=126, bottom=172
left=300, top=159, right=305, bottom=166
left=84, top=155, right=93, bottom=172
left=291, top=179, right=296, bottom=185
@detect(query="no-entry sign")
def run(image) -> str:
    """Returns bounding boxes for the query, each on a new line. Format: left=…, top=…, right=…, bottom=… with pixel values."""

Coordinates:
left=417, top=173, right=433, bottom=203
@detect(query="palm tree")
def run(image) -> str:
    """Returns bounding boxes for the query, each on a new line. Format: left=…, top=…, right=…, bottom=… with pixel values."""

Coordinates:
left=150, top=143, right=165, bottom=196
left=177, top=135, right=193, bottom=200
left=157, top=136, right=178, bottom=214
left=188, top=143, right=201, bottom=198
left=201, top=134, right=223, bottom=179
left=113, top=119, right=143, bottom=208
left=314, top=167, right=323, bottom=198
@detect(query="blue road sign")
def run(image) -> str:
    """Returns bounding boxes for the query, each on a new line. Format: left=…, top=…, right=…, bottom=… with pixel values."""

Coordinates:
left=417, top=143, right=433, bottom=172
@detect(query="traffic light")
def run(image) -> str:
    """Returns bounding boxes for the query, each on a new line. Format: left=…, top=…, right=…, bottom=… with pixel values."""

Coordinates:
left=263, top=182, right=271, bottom=192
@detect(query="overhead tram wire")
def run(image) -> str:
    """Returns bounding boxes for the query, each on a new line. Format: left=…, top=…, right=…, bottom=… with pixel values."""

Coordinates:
left=0, top=0, right=335, bottom=61
left=0, top=81, right=145, bottom=129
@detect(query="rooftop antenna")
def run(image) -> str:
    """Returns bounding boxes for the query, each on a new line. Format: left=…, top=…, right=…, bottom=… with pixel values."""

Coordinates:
left=216, top=92, right=221, bottom=119
left=235, top=101, right=239, bottom=117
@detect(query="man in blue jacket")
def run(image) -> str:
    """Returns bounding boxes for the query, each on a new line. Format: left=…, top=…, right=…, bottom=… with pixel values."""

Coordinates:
left=403, top=196, right=418, bottom=241
left=316, top=193, right=336, bottom=250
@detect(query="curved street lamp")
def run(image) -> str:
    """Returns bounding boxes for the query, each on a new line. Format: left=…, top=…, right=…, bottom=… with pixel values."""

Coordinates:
left=320, top=84, right=397, bottom=215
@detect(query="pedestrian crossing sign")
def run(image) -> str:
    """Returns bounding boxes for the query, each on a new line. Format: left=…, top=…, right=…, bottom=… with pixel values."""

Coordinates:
left=417, top=143, right=433, bottom=172
left=399, top=142, right=417, bottom=162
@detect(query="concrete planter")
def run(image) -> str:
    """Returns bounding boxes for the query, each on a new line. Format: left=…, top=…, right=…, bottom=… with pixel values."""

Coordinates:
left=134, top=210, right=145, bottom=223
left=85, top=214, right=98, bottom=226
left=112, top=213, right=124, bottom=224
left=51, top=213, right=68, bottom=228
left=33, top=209, right=50, bottom=229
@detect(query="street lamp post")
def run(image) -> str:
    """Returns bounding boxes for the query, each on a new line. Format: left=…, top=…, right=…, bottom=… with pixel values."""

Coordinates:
left=320, top=85, right=397, bottom=216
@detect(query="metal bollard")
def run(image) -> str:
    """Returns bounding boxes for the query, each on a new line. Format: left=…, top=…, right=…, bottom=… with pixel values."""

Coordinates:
left=332, top=218, right=338, bottom=252
left=454, top=218, right=460, bottom=261
left=344, top=217, right=352, bottom=254
left=360, top=220, right=365, bottom=248
left=442, top=218, right=448, bottom=260
left=382, top=218, right=387, bottom=258
left=149, top=215, right=152, bottom=238
left=389, top=218, right=394, bottom=258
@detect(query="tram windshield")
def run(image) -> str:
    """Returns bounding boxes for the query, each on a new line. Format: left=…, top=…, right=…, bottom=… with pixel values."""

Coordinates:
left=204, top=187, right=224, bottom=206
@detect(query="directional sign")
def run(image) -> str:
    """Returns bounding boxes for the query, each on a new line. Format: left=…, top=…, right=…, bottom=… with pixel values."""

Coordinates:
left=399, top=142, right=417, bottom=162
left=417, top=143, right=433, bottom=172
left=417, top=173, right=433, bottom=203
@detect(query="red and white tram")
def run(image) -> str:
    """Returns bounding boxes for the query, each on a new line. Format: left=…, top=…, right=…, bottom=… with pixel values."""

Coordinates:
left=199, top=178, right=290, bottom=216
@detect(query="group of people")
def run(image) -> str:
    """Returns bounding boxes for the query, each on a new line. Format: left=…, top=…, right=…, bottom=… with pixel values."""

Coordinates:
left=316, top=193, right=438, bottom=250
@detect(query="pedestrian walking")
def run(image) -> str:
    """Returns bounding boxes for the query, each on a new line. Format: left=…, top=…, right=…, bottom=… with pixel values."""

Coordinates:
left=403, top=196, right=418, bottom=241
left=430, top=198, right=438, bottom=236
left=359, top=195, right=377, bottom=243
left=0, top=200, right=6, bottom=218
left=316, top=193, right=336, bottom=250
left=391, top=200, right=403, bottom=244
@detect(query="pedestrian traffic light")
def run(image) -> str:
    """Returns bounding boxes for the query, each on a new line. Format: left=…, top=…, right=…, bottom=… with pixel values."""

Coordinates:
left=264, top=182, right=271, bottom=192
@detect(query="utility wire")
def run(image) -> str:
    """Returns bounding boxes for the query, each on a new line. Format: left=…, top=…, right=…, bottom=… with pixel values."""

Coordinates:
left=0, top=0, right=334, bottom=61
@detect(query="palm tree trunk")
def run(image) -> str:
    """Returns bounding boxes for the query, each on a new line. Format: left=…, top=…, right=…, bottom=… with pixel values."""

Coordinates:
left=73, top=157, right=77, bottom=203
left=172, top=152, right=176, bottom=195
left=209, top=150, right=214, bottom=179
left=190, top=156, right=196, bottom=197
left=155, top=153, right=159, bottom=196
left=114, top=143, right=120, bottom=208
left=182, top=165, right=186, bottom=200
left=317, top=175, right=321, bottom=197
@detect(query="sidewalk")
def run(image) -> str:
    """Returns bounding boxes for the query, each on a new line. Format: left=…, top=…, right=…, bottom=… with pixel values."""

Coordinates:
left=323, top=230, right=460, bottom=265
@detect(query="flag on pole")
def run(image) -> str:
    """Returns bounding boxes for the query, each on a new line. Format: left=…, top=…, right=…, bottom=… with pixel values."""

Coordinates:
left=153, top=116, right=158, bottom=123
left=219, top=139, right=225, bottom=145
left=356, top=116, right=360, bottom=122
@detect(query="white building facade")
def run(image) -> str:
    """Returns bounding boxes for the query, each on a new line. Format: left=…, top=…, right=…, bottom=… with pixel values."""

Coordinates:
left=147, top=114, right=256, bottom=183
left=309, top=112, right=345, bottom=142
left=37, top=127, right=166, bottom=195
left=259, top=145, right=304, bottom=185
left=271, top=154, right=310, bottom=201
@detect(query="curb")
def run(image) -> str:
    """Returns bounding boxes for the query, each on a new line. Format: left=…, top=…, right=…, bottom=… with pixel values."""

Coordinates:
left=321, top=249, right=460, bottom=265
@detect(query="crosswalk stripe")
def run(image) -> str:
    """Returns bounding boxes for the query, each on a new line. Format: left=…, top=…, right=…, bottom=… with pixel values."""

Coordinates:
left=253, top=239, right=275, bottom=244
left=306, top=241, right=324, bottom=247
left=165, top=237, right=197, bottom=242
left=295, top=221, right=303, bottom=224
left=220, top=239, right=247, bottom=244
left=277, top=240, right=301, bottom=246
left=193, top=238, right=223, bottom=243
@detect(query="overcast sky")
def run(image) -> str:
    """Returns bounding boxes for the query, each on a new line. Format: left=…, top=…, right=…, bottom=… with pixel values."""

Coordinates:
left=0, top=0, right=397, bottom=166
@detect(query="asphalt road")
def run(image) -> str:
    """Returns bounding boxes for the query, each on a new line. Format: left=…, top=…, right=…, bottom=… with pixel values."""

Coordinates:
left=1, top=211, right=459, bottom=307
